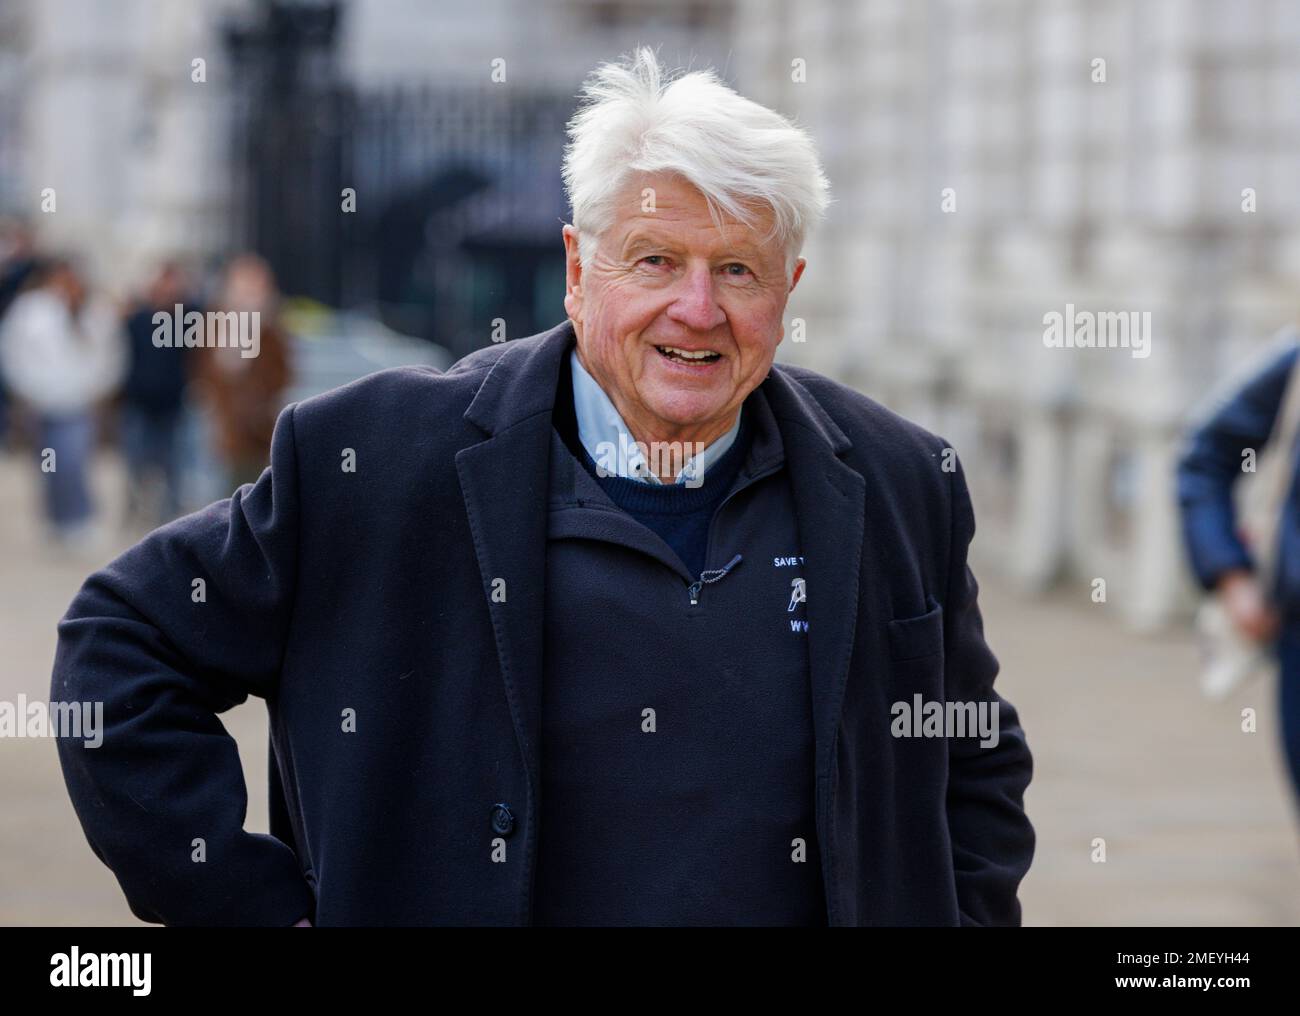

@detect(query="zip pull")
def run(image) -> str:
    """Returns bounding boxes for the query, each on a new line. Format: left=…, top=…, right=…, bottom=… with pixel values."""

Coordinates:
left=687, top=554, right=743, bottom=605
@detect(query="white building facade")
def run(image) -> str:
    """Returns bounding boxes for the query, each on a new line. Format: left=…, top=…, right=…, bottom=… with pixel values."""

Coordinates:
left=732, top=0, right=1300, bottom=626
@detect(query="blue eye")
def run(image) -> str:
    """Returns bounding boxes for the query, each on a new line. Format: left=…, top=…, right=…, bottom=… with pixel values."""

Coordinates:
left=723, top=263, right=752, bottom=276
left=640, top=255, right=668, bottom=267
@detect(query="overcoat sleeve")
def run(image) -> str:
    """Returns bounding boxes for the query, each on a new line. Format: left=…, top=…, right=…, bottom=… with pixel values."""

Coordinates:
left=51, top=403, right=315, bottom=926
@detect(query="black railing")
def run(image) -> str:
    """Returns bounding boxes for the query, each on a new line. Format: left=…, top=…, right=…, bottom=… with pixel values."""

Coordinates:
left=223, top=1, right=572, bottom=361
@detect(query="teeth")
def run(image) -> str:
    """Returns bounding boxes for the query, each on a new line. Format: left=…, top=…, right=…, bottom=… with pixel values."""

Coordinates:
left=659, top=346, right=718, bottom=360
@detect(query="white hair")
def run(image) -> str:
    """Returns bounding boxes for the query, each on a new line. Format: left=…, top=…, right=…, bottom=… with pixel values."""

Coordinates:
left=562, top=46, right=831, bottom=279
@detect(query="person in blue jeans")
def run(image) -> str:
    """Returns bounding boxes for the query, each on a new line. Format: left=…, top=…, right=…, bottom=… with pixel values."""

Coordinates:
left=39, top=413, right=95, bottom=531
left=1176, top=333, right=1300, bottom=813
left=0, top=259, right=125, bottom=547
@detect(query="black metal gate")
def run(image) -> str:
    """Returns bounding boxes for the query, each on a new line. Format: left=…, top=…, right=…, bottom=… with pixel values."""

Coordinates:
left=223, top=1, right=573, bottom=360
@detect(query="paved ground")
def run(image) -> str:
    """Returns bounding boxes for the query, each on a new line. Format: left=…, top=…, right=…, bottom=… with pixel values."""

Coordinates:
left=1, top=449, right=1296, bottom=925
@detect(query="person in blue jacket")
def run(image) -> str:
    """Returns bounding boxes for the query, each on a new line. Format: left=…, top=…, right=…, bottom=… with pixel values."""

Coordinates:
left=1176, top=332, right=1300, bottom=810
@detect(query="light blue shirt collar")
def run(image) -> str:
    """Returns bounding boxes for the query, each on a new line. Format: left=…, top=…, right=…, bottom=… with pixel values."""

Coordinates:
left=570, top=347, right=742, bottom=486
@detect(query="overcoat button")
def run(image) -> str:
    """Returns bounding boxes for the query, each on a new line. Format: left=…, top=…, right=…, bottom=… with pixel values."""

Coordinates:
left=490, top=802, right=515, bottom=836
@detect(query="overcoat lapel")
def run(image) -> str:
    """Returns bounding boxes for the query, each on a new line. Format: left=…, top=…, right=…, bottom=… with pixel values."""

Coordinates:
left=455, top=324, right=574, bottom=809
left=759, top=368, right=867, bottom=777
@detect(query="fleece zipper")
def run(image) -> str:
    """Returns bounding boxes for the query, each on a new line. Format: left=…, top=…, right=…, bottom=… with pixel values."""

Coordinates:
left=686, top=553, right=743, bottom=605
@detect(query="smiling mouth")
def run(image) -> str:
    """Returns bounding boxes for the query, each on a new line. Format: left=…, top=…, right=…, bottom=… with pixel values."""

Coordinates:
left=655, top=345, right=722, bottom=365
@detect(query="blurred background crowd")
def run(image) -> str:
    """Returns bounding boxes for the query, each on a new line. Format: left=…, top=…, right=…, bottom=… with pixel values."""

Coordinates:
left=0, top=230, right=446, bottom=551
left=0, top=240, right=302, bottom=547
left=1, top=0, right=1298, bottom=925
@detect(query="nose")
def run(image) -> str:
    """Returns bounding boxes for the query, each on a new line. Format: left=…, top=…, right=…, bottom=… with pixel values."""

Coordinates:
left=664, top=262, right=727, bottom=333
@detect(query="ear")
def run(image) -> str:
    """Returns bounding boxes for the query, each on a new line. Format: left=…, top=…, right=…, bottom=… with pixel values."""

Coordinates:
left=789, top=257, right=807, bottom=293
left=562, top=225, right=584, bottom=322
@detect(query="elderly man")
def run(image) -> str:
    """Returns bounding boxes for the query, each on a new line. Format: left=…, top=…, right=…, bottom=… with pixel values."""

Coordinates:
left=52, top=49, right=1034, bottom=927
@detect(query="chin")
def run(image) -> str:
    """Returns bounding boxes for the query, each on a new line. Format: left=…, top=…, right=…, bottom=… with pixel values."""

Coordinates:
left=646, top=390, right=726, bottom=428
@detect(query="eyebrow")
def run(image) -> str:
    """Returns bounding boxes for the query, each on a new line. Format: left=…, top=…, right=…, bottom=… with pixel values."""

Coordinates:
left=622, top=234, right=679, bottom=257
left=621, top=234, right=764, bottom=262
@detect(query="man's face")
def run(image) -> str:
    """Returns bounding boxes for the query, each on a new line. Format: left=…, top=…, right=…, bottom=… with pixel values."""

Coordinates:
left=563, top=172, right=805, bottom=446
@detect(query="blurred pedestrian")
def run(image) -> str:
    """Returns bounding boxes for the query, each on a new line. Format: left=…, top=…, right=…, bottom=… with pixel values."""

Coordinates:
left=1177, top=332, right=1300, bottom=815
left=193, top=253, right=292, bottom=490
left=121, top=261, right=199, bottom=525
left=0, top=218, right=40, bottom=443
left=0, top=258, right=126, bottom=548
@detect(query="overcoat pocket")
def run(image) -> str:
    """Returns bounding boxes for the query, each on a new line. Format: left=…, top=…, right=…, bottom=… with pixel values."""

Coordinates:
left=887, top=596, right=944, bottom=661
